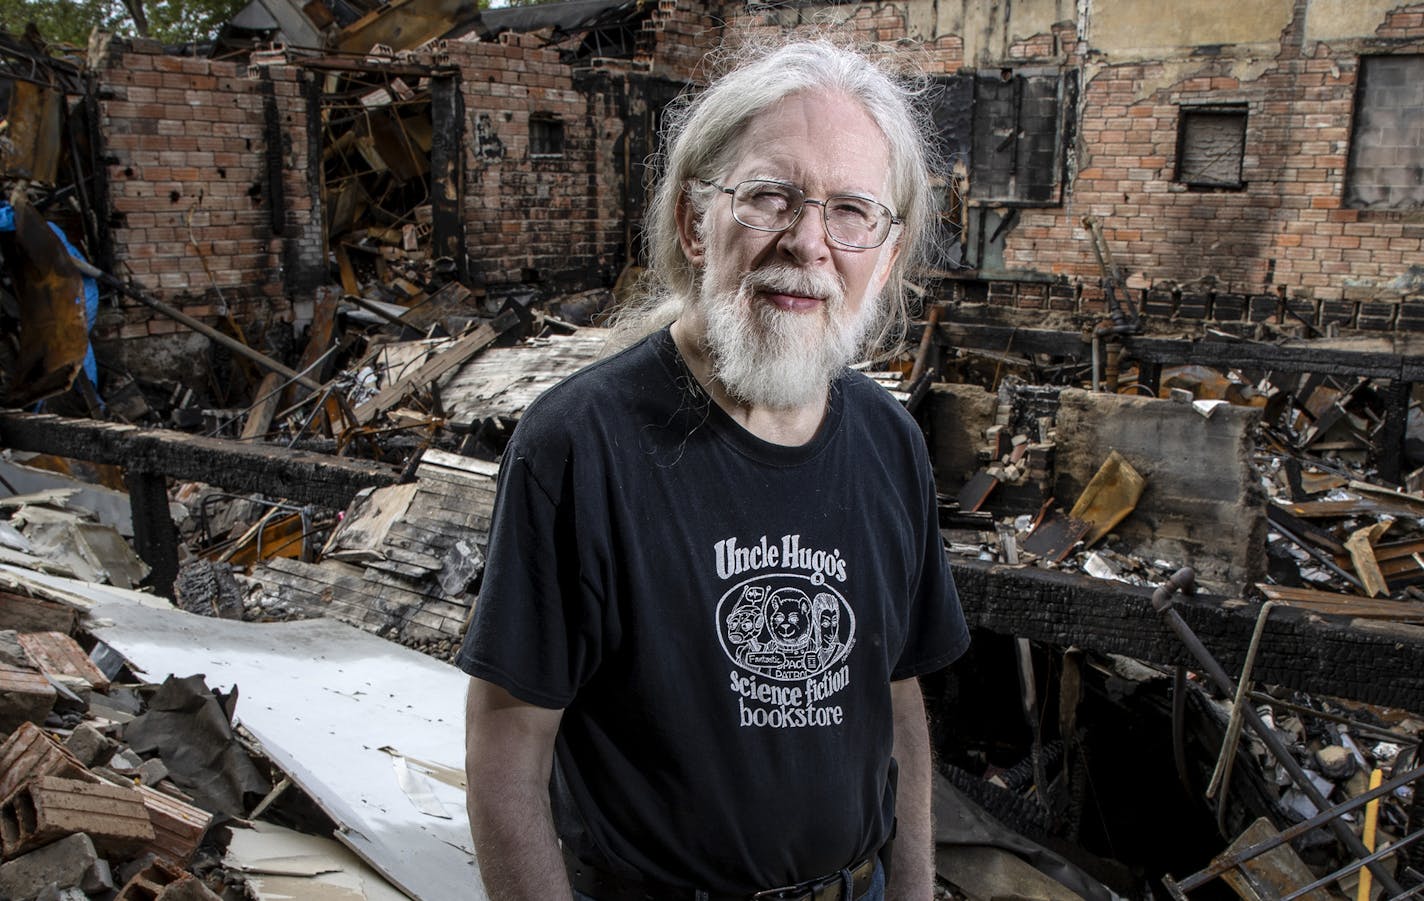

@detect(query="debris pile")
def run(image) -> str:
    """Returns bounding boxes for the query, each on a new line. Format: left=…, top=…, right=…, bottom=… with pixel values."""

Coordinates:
left=0, top=618, right=243, bottom=899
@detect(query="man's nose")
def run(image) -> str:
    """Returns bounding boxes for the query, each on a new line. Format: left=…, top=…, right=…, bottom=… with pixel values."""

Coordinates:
left=775, top=202, right=832, bottom=263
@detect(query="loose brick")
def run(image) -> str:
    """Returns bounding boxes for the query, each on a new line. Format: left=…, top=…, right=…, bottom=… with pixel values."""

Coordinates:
left=0, top=722, right=96, bottom=802
left=0, top=776, right=154, bottom=860
left=16, top=632, right=110, bottom=693
left=115, top=857, right=222, bottom=900
left=0, top=664, right=56, bottom=733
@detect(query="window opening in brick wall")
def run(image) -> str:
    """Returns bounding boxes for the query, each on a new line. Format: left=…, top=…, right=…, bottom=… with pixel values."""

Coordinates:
left=530, top=114, right=564, bottom=158
left=311, top=63, right=460, bottom=292
left=969, top=67, right=1074, bottom=207
left=1345, top=55, right=1424, bottom=210
left=1175, top=105, right=1248, bottom=189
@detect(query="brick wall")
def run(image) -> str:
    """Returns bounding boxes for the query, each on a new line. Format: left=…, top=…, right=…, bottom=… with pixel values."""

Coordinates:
left=87, top=0, right=1424, bottom=379
left=998, top=4, right=1424, bottom=317
left=93, top=38, right=297, bottom=344
left=449, top=33, right=612, bottom=289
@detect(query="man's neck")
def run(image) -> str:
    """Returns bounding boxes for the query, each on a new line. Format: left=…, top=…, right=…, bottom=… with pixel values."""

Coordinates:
left=669, top=318, right=828, bottom=447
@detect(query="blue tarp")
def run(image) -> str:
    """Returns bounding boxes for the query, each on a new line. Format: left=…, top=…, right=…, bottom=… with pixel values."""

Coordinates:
left=0, top=202, right=102, bottom=403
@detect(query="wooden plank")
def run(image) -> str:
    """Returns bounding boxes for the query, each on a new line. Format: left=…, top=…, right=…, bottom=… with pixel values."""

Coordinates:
left=0, top=411, right=399, bottom=511
left=351, top=323, right=500, bottom=425
left=1345, top=523, right=1391, bottom=598
left=287, top=287, right=340, bottom=407
left=938, top=320, right=1424, bottom=380
left=1257, top=584, right=1424, bottom=623
left=951, top=557, right=1424, bottom=713
left=0, top=590, right=79, bottom=634
left=240, top=371, right=285, bottom=441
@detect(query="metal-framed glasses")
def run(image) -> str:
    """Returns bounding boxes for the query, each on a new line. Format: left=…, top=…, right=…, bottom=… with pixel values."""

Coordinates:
left=701, top=179, right=902, bottom=250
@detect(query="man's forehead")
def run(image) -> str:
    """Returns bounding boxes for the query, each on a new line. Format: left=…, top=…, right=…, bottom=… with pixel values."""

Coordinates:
left=720, top=92, right=894, bottom=197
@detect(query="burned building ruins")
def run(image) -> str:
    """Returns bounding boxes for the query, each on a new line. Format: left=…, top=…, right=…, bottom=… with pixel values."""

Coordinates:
left=2, top=0, right=1424, bottom=899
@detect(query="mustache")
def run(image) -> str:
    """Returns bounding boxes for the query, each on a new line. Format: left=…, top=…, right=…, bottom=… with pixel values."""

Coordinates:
left=740, top=265, right=846, bottom=305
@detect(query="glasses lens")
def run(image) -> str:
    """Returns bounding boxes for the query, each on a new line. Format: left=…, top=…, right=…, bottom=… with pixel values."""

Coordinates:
left=731, top=181, right=802, bottom=230
left=824, top=196, right=891, bottom=248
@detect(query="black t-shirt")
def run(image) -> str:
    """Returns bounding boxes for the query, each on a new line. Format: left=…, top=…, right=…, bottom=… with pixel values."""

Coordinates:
left=458, top=327, right=969, bottom=894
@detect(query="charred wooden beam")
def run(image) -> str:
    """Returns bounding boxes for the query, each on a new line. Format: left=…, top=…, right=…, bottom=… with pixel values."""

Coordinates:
left=938, top=322, right=1424, bottom=380
left=125, top=468, right=178, bottom=599
left=0, top=411, right=399, bottom=510
left=951, top=557, right=1424, bottom=715
left=429, top=74, right=468, bottom=283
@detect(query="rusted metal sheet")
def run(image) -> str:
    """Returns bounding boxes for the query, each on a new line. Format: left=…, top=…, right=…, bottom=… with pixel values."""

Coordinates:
left=0, top=80, right=64, bottom=185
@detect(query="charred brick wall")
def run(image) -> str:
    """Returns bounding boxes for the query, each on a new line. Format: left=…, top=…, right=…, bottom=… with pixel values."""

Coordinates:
left=90, top=39, right=314, bottom=346
left=996, top=5, right=1424, bottom=328
left=450, top=32, right=612, bottom=290
left=726, top=3, right=964, bottom=72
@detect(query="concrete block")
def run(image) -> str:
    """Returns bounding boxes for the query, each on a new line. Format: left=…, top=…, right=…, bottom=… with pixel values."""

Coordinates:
left=0, top=723, right=96, bottom=802
left=0, top=630, right=32, bottom=667
left=1052, top=388, right=1266, bottom=594
left=64, top=724, right=118, bottom=769
left=926, top=383, right=1001, bottom=493
left=0, top=664, right=55, bottom=734
left=1, top=776, right=155, bottom=860
left=136, top=758, right=169, bottom=787
left=0, top=832, right=102, bottom=901
left=115, top=857, right=222, bottom=900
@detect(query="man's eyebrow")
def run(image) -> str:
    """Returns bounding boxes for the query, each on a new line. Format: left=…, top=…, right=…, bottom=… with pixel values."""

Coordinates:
left=740, top=173, right=887, bottom=202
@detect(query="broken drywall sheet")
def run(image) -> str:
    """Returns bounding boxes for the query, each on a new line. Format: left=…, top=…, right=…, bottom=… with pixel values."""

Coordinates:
left=225, top=820, right=409, bottom=901
left=5, top=565, right=481, bottom=901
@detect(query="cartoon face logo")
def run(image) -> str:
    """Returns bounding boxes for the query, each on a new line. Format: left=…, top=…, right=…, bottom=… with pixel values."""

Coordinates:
left=726, top=603, right=764, bottom=645
left=814, top=594, right=839, bottom=647
left=765, top=588, right=813, bottom=650
left=717, top=575, right=854, bottom=681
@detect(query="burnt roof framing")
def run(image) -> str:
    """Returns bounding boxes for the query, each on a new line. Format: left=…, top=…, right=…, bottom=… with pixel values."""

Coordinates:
left=0, top=410, right=401, bottom=598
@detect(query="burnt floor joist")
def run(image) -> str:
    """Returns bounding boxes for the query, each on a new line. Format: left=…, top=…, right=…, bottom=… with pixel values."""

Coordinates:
left=953, top=557, right=1424, bottom=715
left=0, top=410, right=400, bottom=597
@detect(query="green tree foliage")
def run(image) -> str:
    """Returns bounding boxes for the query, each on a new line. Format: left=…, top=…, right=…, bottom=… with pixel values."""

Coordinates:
left=0, top=0, right=246, bottom=48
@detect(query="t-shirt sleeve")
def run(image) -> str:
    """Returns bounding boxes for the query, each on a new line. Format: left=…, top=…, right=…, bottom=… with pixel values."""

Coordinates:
left=890, top=451, right=970, bottom=681
left=455, top=433, right=606, bottom=709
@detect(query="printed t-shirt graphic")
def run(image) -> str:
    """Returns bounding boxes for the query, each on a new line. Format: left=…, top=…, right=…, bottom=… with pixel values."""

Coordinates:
left=716, top=533, right=855, bottom=729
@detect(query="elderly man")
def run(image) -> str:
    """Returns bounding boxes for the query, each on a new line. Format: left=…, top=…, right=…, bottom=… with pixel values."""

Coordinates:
left=460, top=39, right=969, bottom=901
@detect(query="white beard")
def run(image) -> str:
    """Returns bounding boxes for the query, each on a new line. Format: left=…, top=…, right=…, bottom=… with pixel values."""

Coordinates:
left=698, top=263, right=879, bottom=410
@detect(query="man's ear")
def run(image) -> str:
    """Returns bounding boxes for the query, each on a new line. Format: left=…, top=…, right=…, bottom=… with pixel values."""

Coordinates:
left=869, top=235, right=902, bottom=297
left=676, top=186, right=706, bottom=267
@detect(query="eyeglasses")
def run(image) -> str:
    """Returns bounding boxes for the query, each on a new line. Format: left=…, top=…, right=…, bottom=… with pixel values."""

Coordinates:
left=701, top=178, right=902, bottom=250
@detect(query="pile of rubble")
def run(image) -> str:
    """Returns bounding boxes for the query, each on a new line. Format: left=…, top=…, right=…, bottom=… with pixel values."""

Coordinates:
left=1, top=615, right=265, bottom=900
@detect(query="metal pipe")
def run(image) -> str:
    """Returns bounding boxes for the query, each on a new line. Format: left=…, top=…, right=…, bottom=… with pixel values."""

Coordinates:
left=908, top=303, right=944, bottom=385
left=1152, top=568, right=1406, bottom=897
left=1279, top=828, right=1424, bottom=901
left=68, top=257, right=324, bottom=393
left=1173, top=762, right=1424, bottom=894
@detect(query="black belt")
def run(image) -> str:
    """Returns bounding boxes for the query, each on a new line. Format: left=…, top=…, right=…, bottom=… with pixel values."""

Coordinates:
left=563, top=848, right=879, bottom=901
